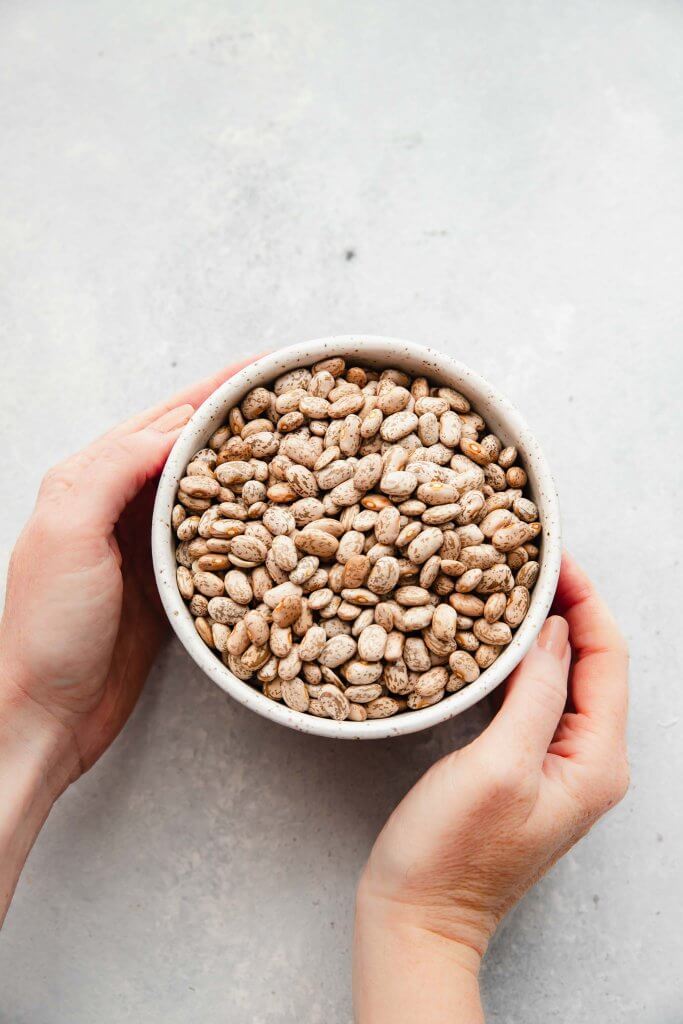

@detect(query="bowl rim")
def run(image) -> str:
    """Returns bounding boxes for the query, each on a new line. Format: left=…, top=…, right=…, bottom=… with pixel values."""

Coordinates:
left=152, top=335, right=562, bottom=739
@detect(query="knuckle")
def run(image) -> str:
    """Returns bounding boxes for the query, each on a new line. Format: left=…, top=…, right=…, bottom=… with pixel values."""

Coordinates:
left=39, top=462, right=71, bottom=495
left=96, top=438, right=129, bottom=465
left=476, top=751, right=533, bottom=805
left=38, top=451, right=94, bottom=501
left=25, top=509, right=63, bottom=549
left=580, top=758, right=630, bottom=819
left=611, top=758, right=631, bottom=804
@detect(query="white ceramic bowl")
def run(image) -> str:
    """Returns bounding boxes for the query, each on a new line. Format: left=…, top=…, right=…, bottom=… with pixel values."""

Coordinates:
left=152, top=336, right=561, bottom=739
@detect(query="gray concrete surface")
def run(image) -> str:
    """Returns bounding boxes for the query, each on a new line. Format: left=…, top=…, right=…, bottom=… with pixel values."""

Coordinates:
left=1, top=0, right=682, bottom=1020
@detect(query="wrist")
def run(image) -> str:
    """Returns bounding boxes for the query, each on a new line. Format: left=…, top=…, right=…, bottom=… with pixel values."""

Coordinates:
left=354, top=880, right=485, bottom=1024
left=0, top=656, right=80, bottom=804
left=0, top=662, right=80, bottom=924
left=357, top=857, right=496, bottom=960
left=355, top=878, right=484, bottom=974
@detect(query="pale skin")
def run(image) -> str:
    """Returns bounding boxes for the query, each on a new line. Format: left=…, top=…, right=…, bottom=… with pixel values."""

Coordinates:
left=0, top=365, right=629, bottom=1022
left=354, top=564, right=629, bottom=1022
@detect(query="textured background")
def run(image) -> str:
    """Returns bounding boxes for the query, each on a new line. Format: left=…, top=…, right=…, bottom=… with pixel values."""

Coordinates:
left=1, top=1, right=682, bottom=1021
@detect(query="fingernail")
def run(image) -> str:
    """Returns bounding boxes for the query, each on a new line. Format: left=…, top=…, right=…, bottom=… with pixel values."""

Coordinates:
left=150, top=404, right=194, bottom=433
left=537, top=616, right=569, bottom=657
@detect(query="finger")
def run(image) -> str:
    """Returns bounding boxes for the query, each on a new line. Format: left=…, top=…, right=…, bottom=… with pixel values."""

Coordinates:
left=553, top=552, right=629, bottom=735
left=484, top=616, right=570, bottom=765
left=103, top=354, right=262, bottom=440
left=47, top=404, right=193, bottom=530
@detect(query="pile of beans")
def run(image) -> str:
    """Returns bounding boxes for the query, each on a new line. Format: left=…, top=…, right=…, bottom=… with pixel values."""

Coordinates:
left=173, top=358, right=541, bottom=722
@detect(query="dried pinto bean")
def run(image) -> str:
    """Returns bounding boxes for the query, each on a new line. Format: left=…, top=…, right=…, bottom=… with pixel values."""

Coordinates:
left=173, top=356, right=543, bottom=721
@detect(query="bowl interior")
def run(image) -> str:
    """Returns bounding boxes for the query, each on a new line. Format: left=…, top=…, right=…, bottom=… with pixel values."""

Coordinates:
left=152, top=336, right=561, bottom=739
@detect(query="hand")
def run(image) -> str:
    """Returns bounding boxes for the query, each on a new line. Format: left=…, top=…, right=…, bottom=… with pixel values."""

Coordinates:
left=0, top=358, right=253, bottom=786
left=353, top=554, right=629, bottom=1023
left=0, top=358, right=255, bottom=924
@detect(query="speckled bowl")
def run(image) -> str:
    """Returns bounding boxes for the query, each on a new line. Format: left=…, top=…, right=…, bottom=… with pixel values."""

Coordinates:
left=152, top=336, right=561, bottom=739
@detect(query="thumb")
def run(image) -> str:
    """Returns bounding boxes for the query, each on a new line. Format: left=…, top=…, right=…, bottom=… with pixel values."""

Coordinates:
left=59, top=404, right=194, bottom=531
left=483, top=616, right=570, bottom=767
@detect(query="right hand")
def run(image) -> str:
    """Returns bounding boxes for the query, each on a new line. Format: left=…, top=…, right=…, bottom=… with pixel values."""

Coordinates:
left=354, top=554, right=629, bottom=1021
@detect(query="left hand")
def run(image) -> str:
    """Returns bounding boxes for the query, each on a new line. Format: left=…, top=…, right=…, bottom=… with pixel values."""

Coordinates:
left=0, top=359, right=253, bottom=787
